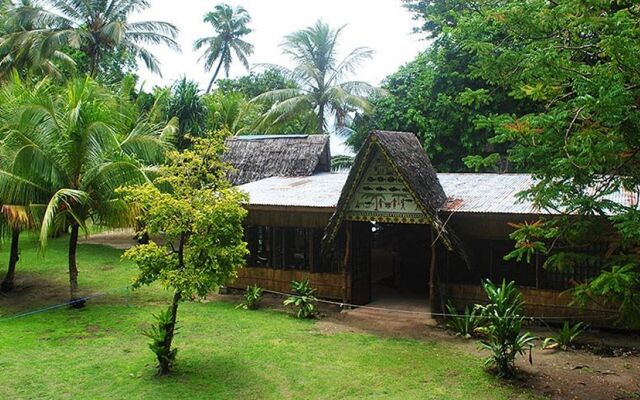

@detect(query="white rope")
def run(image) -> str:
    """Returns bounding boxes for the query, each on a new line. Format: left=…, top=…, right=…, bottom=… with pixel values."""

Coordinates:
left=261, top=288, right=617, bottom=321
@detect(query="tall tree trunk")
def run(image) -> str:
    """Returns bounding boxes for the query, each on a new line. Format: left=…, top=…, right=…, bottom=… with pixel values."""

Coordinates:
left=318, top=103, right=326, bottom=134
left=68, top=224, right=84, bottom=308
left=1, top=229, right=20, bottom=293
left=206, top=57, right=225, bottom=94
left=158, top=291, right=182, bottom=375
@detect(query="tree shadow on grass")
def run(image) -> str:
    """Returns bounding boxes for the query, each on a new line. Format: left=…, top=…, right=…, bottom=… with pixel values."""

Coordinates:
left=139, top=353, right=276, bottom=399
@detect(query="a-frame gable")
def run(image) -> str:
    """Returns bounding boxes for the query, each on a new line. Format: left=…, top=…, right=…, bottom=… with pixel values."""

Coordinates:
left=345, top=149, right=428, bottom=224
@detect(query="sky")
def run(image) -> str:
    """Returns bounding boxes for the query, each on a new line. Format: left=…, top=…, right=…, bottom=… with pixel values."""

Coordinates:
left=135, top=0, right=426, bottom=155
left=136, top=0, right=426, bottom=90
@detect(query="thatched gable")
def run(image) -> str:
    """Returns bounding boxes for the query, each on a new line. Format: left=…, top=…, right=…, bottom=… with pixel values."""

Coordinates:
left=323, top=131, right=468, bottom=263
left=223, top=135, right=331, bottom=185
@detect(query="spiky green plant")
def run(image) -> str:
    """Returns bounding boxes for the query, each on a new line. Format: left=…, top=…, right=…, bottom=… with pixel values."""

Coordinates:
left=478, top=279, right=537, bottom=378
left=542, top=321, right=587, bottom=350
left=284, top=279, right=317, bottom=319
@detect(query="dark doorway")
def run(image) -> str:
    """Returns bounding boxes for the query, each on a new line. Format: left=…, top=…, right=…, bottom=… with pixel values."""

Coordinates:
left=370, top=223, right=431, bottom=300
left=349, top=222, right=431, bottom=305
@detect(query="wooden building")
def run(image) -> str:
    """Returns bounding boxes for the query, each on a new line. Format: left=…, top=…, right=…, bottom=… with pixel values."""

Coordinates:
left=226, top=132, right=635, bottom=323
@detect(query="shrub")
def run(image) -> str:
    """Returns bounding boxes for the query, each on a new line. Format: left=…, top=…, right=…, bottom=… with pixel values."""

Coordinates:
left=542, top=321, right=587, bottom=350
left=478, top=279, right=536, bottom=378
left=238, top=284, right=264, bottom=310
left=284, top=279, right=317, bottom=319
left=144, top=307, right=179, bottom=375
left=446, top=301, right=485, bottom=338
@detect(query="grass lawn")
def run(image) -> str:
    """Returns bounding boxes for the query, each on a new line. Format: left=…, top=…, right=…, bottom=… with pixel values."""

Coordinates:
left=0, top=236, right=539, bottom=400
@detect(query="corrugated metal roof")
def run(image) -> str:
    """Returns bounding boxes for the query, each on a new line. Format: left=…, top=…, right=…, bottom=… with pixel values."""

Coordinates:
left=236, top=172, right=639, bottom=215
left=236, top=173, right=346, bottom=209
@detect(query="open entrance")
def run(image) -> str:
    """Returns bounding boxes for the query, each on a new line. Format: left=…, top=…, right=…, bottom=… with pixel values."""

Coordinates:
left=350, top=221, right=432, bottom=310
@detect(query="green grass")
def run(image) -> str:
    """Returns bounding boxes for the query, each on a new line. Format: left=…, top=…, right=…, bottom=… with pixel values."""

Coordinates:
left=0, top=236, right=539, bottom=400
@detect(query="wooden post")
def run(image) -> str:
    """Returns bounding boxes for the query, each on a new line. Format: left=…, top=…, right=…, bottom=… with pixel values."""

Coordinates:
left=342, top=222, right=352, bottom=304
left=429, top=227, right=438, bottom=317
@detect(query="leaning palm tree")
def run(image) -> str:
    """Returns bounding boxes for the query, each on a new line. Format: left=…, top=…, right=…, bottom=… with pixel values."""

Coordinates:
left=194, top=3, right=254, bottom=93
left=0, top=76, right=173, bottom=305
left=253, top=20, right=383, bottom=134
left=6, top=0, right=180, bottom=77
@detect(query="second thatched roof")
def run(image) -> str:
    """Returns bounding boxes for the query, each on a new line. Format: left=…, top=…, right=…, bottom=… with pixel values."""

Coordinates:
left=223, top=135, right=331, bottom=185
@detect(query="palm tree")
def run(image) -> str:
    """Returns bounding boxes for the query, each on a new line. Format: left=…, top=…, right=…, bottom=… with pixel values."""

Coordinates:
left=166, top=77, right=209, bottom=149
left=194, top=3, right=254, bottom=93
left=0, top=76, right=173, bottom=304
left=0, top=0, right=75, bottom=80
left=253, top=20, right=383, bottom=134
left=6, top=0, right=180, bottom=77
left=0, top=205, right=34, bottom=293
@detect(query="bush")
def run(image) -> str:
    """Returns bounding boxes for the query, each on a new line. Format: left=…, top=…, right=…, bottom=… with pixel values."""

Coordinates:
left=284, top=279, right=317, bottom=319
left=542, top=321, right=587, bottom=350
left=478, top=279, right=536, bottom=378
left=446, top=301, right=485, bottom=338
left=237, top=284, right=264, bottom=310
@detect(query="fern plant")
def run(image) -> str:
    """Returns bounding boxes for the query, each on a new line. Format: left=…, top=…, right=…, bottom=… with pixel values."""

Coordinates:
left=542, top=321, right=587, bottom=350
left=237, top=284, right=264, bottom=310
left=445, top=301, right=485, bottom=338
left=284, top=279, right=317, bottom=319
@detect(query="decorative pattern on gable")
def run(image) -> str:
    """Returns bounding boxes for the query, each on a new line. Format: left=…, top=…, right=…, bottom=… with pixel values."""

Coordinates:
left=345, top=151, right=428, bottom=224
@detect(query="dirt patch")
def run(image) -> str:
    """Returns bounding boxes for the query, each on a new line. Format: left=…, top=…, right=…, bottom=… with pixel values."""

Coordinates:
left=79, top=229, right=164, bottom=250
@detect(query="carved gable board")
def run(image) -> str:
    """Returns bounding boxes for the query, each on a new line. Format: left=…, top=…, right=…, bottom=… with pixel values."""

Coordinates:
left=345, top=151, right=428, bottom=224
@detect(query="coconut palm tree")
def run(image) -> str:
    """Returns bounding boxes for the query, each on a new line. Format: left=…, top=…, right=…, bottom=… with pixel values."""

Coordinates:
left=6, top=0, right=180, bottom=77
left=253, top=20, right=383, bottom=134
left=0, top=76, right=173, bottom=304
left=0, top=0, right=75, bottom=80
left=0, top=205, right=35, bottom=293
left=194, top=3, right=254, bottom=93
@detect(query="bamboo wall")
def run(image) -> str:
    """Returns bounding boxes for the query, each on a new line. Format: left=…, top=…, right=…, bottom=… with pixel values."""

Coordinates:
left=445, top=283, right=618, bottom=327
left=230, top=267, right=349, bottom=300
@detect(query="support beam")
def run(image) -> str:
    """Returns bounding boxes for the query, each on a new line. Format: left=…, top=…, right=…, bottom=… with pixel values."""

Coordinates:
left=342, top=222, right=352, bottom=304
left=429, top=227, right=438, bottom=317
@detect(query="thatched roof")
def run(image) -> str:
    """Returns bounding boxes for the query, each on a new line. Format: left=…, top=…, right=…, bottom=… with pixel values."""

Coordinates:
left=223, top=135, right=331, bottom=185
left=322, top=131, right=468, bottom=263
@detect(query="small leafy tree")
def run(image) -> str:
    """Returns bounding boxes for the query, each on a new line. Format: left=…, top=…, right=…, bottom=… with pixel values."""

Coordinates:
left=478, top=280, right=536, bottom=378
left=120, top=135, right=248, bottom=375
left=284, top=279, right=317, bottom=319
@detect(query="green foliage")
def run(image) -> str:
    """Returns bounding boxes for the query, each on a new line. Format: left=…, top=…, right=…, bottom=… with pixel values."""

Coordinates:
left=144, top=307, right=179, bottom=374
left=445, top=301, right=485, bottom=339
left=4, top=0, right=179, bottom=78
left=166, top=78, right=209, bottom=149
left=194, top=3, right=254, bottom=93
left=571, top=264, right=640, bottom=329
left=478, top=280, right=536, bottom=378
left=121, top=135, right=248, bottom=373
left=237, top=284, right=264, bottom=310
left=542, top=321, right=587, bottom=350
left=0, top=75, right=172, bottom=300
left=413, top=0, right=640, bottom=327
left=216, top=68, right=297, bottom=99
left=253, top=20, right=383, bottom=133
left=347, top=35, right=534, bottom=171
left=331, top=155, right=355, bottom=172
left=284, top=279, right=317, bottom=319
